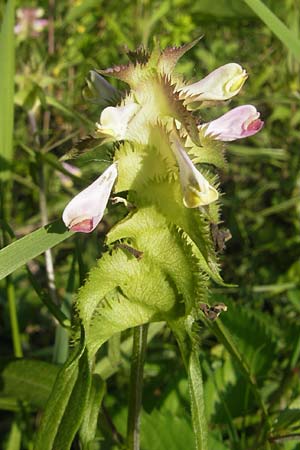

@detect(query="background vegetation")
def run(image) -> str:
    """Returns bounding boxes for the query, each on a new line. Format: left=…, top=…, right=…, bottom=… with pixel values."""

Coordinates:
left=1, top=0, right=300, bottom=449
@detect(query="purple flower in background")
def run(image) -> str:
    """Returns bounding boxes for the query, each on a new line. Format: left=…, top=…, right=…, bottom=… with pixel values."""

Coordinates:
left=57, top=163, right=82, bottom=189
left=15, top=8, right=48, bottom=38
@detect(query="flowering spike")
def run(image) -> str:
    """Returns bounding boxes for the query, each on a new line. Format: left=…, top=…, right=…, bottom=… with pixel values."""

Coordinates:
left=179, top=63, right=247, bottom=105
left=15, top=8, right=48, bottom=37
left=62, top=164, right=118, bottom=233
left=158, top=36, right=203, bottom=74
left=202, top=105, right=264, bottom=141
left=83, top=70, right=121, bottom=107
left=170, top=133, right=219, bottom=207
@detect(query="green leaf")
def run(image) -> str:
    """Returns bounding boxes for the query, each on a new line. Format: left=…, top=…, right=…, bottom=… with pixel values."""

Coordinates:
left=243, top=0, right=300, bottom=62
left=220, top=301, right=277, bottom=377
left=141, top=409, right=194, bottom=450
left=79, top=375, right=105, bottom=450
left=227, top=145, right=288, bottom=161
left=0, top=359, right=59, bottom=410
left=0, top=0, right=15, bottom=180
left=205, top=304, right=272, bottom=430
left=46, top=95, right=94, bottom=127
left=77, top=248, right=177, bottom=356
left=204, top=357, right=255, bottom=426
left=0, top=221, right=73, bottom=280
left=106, top=206, right=205, bottom=313
left=34, top=333, right=91, bottom=450
left=65, top=0, right=103, bottom=23
left=5, top=421, right=21, bottom=450
left=273, top=409, right=300, bottom=432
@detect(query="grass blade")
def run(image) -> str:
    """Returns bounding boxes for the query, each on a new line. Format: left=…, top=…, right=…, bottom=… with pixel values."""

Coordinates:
left=0, top=221, right=74, bottom=280
left=243, top=0, right=300, bottom=62
left=0, top=0, right=15, bottom=178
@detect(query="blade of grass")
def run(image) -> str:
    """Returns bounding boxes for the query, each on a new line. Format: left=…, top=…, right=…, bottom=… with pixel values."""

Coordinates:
left=0, top=0, right=15, bottom=177
left=0, top=221, right=74, bottom=280
left=5, top=421, right=21, bottom=450
left=243, top=0, right=300, bottom=62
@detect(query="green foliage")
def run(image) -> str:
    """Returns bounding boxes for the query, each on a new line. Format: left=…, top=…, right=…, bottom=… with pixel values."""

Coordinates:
left=244, top=0, right=300, bottom=61
left=79, top=375, right=106, bottom=450
left=1, top=1, right=300, bottom=449
left=0, top=221, right=73, bottom=280
left=34, top=332, right=91, bottom=450
left=141, top=409, right=194, bottom=450
left=0, top=359, right=58, bottom=410
left=220, top=300, right=278, bottom=377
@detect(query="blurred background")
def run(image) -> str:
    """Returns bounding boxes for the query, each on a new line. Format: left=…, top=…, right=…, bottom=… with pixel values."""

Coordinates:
left=1, top=0, right=300, bottom=449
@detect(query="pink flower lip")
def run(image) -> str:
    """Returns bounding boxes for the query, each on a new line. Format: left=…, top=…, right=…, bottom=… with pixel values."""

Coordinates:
left=69, top=219, right=94, bottom=233
left=244, top=118, right=264, bottom=133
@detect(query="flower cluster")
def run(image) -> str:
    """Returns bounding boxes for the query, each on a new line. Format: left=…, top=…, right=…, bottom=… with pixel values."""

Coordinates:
left=62, top=41, right=263, bottom=233
left=14, top=8, right=48, bottom=38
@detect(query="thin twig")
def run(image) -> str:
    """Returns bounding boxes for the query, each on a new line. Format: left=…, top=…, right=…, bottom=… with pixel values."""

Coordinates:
left=28, top=110, right=59, bottom=307
left=102, top=404, right=124, bottom=445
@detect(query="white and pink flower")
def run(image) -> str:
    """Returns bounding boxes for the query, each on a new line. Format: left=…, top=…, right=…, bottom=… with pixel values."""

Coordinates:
left=179, top=63, right=248, bottom=104
left=15, top=8, right=48, bottom=38
left=201, top=105, right=264, bottom=141
left=62, top=164, right=118, bottom=233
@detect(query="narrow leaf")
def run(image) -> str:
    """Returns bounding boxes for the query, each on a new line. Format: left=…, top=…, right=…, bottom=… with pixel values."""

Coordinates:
left=0, top=221, right=73, bottom=280
left=5, top=421, right=21, bottom=450
left=33, top=332, right=89, bottom=450
left=243, top=0, right=300, bottom=62
left=79, top=375, right=105, bottom=449
left=0, top=0, right=15, bottom=179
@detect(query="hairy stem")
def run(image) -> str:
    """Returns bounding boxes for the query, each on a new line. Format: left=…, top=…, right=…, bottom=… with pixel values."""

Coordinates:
left=126, top=324, right=149, bottom=450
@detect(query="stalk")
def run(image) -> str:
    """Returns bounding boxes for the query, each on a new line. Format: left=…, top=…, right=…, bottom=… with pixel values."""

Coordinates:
left=126, top=324, right=149, bottom=450
left=0, top=183, right=23, bottom=358
left=7, top=276, right=23, bottom=358
left=172, top=321, right=208, bottom=450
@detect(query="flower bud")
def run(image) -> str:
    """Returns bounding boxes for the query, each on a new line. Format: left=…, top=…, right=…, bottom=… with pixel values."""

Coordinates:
left=62, top=163, right=118, bottom=233
left=83, top=71, right=120, bottom=107
left=170, top=134, right=218, bottom=207
left=179, top=63, right=247, bottom=103
left=201, top=105, right=264, bottom=141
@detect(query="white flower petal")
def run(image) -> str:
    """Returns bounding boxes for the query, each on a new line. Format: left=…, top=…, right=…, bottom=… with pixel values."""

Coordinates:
left=96, top=102, right=140, bottom=140
left=170, top=134, right=218, bottom=207
left=179, top=63, right=247, bottom=103
left=62, top=163, right=118, bottom=233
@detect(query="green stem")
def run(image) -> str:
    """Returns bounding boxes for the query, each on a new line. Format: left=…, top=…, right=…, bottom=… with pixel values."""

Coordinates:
left=7, top=275, right=23, bottom=358
left=172, top=321, right=208, bottom=450
left=0, top=183, right=23, bottom=358
left=126, top=324, right=149, bottom=450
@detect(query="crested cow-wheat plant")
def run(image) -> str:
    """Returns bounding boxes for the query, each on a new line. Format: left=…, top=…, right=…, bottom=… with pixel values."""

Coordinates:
left=36, top=39, right=263, bottom=450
